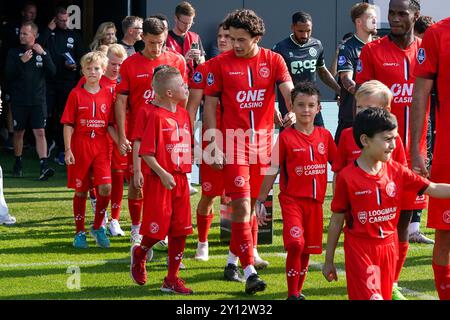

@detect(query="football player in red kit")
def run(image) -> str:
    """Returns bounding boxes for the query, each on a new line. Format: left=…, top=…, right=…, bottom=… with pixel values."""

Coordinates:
left=62, top=51, right=116, bottom=249
left=355, top=0, right=427, bottom=299
left=323, top=107, right=450, bottom=300
left=411, top=15, right=450, bottom=300
left=256, top=82, right=336, bottom=300
left=203, top=9, right=295, bottom=294
left=130, top=66, right=193, bottom=294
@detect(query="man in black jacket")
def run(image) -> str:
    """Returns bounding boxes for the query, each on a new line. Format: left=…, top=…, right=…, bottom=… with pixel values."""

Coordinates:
left=38, top=6, right=85, bottom=165
left=5, top=21, right=56, bottom=180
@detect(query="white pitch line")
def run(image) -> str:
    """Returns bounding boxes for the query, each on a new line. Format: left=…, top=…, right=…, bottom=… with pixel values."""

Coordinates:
left=0, top=251, right=437, bottom=300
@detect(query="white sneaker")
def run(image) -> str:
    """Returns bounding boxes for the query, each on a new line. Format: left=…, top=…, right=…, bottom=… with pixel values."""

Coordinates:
left=130, top=225, right=142, bottom=244
left=253, top=249, right=269, bottom=270
left=108, top=219, right=125, bottom=237
left=146, top=248, right=154, bottom=262
left=0, top=214, right=16, bottom=225
left=189, top=185, right=198, bottom=196
left=195, top=242, right=209, bottom=261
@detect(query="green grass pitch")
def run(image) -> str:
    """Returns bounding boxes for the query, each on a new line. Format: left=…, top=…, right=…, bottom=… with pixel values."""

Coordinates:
left=0, top=149, right=439, bottom=300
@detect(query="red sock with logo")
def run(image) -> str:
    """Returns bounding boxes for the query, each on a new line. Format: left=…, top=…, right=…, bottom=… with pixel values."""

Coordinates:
left=196, top=211, right=214, bottom=243
left=128, top=198, right=143, bottom=226
left=93, top=194, right=110, bottom=230
left=73, top=195, right=87, bottom=233
left=298, top=253, right=310, bottom=293
left=140, top=236, right=159, bottom=252
left=111, top=171, right=124, bottom=220
left=286, top=243, right=303, bottom=298
left=230, top=221, right=253, bottom=269
left=394, top=241, right=409, bottom=283
left=251, top=214, right=258, bottom=247
left=167, top=235, right=187, bottom=282
left=432, top=262, right=450, bottom=300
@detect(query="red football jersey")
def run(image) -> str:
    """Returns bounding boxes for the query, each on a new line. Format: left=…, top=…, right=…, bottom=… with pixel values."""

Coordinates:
left=115, top=51, right=187, bottom=133
left=332, top=159, right=430, bottom=240
left=140, top=104, right=192, bottom=174
left=356, top=36, right=428, bottom=163
left=189, top=60, right=222, bottom=131
left=61, top=86, right=114, bottom=137
left=332, top=127, right=407, bottom=173
left=276, top=126, right=336, bottom=202
left=414, top=17, right=450, bottom=165
left=204, top=48, right=291, bottom=159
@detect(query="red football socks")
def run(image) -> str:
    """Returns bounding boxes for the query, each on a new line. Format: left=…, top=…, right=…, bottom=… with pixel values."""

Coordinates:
left=394, top=241, right=409, bottom=283
left=298, top=253, right=310, bottom=293
left=110, top=171, right=124, bottom=220
left=230, top=221, right=253, bottom=269
left=167, top=235, right=187, bottom=282
left=128, top=198, right=143, bottom=226
left=73, top=195, right=87, bottom=233
left=93, top=194, right=110, bottom=230
left=432, top=262, right=450, bottom=300
left=196, top=212, right=214, bottom=243
left=140, top=236, right=160, bottom=252
left=286, top=243, right=303, bottom=297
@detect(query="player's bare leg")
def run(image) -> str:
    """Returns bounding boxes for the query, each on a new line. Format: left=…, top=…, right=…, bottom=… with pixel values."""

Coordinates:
left=251, top=198, right=269, bottom=269
left=230, top=197, right=266, bottom=294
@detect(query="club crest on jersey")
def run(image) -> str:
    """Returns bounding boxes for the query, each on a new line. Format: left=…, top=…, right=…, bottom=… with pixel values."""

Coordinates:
left=290, top=226, right=302, bottom=239
left=417, top=48, right=426, bottom=64
left=68, top=37, right=74, bottom=44
left=100, top=104, right=107, bottom=113
left=259, top=66, right=270, bottom=78
left=36, top=55, right=43, bottom=62
left=443, top=210, right=450, bottom=224
left=234, top=176, right=245, bottom=188
left=309, top=47, right=318, bottom=57
left=150, top=222, right=160, bottom=233
left=356, top=59, right=362, bottom=73
left=386, top=182, right=397, bottom=197
left=207, top=72, right=214, bottom=86
left=317, top=142, right=325, bottom=155
left=358, top=211, right=368, bottom=224
left=295, top=166, right=303, bottom=176
left=338, top=56, right=346, bottom=66
left=193, top=71, right=203, bottom=84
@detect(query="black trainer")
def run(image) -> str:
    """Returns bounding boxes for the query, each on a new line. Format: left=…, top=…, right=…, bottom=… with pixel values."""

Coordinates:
left=39, top=167, right=55, bottom=181
left=245, top=273, right=266, bottom=294
left=286, top=293, right=306, bottom=300
left=12, top=161, right=23, bottom=177
left=224, top=263, right=245, bottom=283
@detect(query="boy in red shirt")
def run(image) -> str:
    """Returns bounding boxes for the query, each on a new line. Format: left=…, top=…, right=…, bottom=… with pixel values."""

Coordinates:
left=323, top=107, right=450, bottom=300
left=130, top=66, right=193, bottom=294
left=256, top=82, right=337, bottom=300
left=61, top=51, right=117, bottom=249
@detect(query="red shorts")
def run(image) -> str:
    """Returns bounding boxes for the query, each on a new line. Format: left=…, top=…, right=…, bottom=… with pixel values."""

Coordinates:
left=140, top=173, right=193, bottom=239
left=279, top=193, right=323, bottom=254
left=428, top=164, right=450, bottom=230
left=111, top=143, right=128, bottom=171
left=67, top=135, right=112, bottom=192
left=344, top=234, right=396, bottom=300
left=223, top=163, right=269, bottom=200
left=200, top=163, right=225, bottom=197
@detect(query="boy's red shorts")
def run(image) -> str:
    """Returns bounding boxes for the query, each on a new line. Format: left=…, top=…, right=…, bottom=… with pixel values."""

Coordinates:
left=344, top=233, right=397, bottom=300
left=200, top=163, right=225, bottom=197
left=111, top=143, right=128, bottom=171
left=279, top=193, right=323, bottom=254
left=140, top=173, right=193, bottom=239
left=67, top=135, right=112, bottom=192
